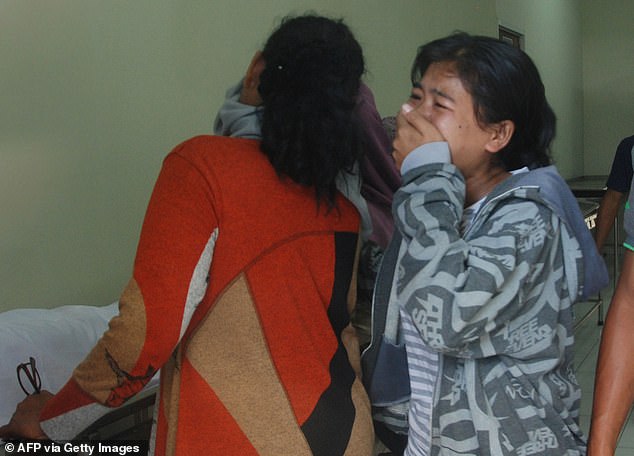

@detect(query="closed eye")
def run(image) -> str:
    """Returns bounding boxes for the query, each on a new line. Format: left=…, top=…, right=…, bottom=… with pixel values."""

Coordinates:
left=410, top=82, right=423, bottom=102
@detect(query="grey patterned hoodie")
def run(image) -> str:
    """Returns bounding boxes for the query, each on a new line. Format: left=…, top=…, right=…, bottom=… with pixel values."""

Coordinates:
left=363, top=154, right=608, bottom=455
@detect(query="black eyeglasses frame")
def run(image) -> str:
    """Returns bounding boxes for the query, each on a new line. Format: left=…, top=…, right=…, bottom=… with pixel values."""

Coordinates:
left=17, top=356, right=42, bottom=396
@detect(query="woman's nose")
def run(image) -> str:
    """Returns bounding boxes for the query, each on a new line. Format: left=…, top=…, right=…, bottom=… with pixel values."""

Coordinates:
left=416, top=100, right=433, bottom=122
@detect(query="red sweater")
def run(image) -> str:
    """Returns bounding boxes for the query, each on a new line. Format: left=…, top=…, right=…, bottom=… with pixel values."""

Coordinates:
left=41, top=136, right=374, bottom=455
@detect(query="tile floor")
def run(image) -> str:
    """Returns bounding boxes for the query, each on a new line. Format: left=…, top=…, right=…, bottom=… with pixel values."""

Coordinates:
left=374, top=244, right=634, bottom=455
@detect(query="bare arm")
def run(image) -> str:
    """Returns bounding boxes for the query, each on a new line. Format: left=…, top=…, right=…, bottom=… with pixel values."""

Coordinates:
left=595, top=189, right=625, bottom=252
left=588, top=250, right=634, bottom=455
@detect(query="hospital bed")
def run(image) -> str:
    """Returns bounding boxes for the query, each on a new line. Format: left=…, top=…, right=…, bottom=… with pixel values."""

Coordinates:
left=0, top=303, right=157, bottom=443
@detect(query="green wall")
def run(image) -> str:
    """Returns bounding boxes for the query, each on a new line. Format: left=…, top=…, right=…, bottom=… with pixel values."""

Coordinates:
left=582, top=0, right=634, bottom=174
left=497, top=0, right=585, bottom=178
left=0, top=0, right=604, bottom=312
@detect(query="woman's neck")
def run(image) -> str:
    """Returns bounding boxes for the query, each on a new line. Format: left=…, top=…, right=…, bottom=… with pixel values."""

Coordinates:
left=464, top=166, right=510, bottom=207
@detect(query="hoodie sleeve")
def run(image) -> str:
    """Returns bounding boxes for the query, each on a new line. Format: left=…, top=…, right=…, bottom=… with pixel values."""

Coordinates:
left=393, top=161, right=571, bottom=359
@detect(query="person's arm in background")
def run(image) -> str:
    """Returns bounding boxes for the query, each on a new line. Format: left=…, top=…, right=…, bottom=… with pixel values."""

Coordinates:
left=595, top=189, right=626, bottom=252
left=588, top=249, right=634, bottom=456
left=596, top=136, right=634, bottom=252
left=589, top=144, right=634, bottom=455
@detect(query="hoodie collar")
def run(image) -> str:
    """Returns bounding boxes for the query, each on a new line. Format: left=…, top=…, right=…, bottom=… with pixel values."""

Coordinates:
left=483, top=165, right=608, bottom=300
left=213, top=80, right=262, bottom=140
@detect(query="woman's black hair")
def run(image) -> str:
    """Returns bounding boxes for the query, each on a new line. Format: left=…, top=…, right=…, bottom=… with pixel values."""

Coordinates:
left=411, top=32, right=555, bottom=170
left=258, top=14, right=365, bottom=207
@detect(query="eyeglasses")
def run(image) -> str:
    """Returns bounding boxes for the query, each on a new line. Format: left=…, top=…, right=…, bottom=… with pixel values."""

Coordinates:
left=17, top=357, right=42, bottom=396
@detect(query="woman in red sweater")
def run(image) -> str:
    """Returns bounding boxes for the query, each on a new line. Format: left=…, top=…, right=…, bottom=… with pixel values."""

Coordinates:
left=1, top=14, right=374, bottom=456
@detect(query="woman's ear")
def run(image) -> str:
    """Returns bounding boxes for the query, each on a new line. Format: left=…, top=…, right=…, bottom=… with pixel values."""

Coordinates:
left=240, top=51, right=265, bottom=106
left=485, top=120, right=515, bottom=153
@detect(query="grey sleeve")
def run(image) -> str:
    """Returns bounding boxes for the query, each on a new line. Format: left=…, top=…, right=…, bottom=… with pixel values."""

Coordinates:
left=393, top=163, right=558, bottom=358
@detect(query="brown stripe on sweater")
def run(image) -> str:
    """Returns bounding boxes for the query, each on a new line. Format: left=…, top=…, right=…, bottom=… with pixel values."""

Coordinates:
left=73, top=278, right=148, bottom=404
left=185, top=274, right=312, bottom=455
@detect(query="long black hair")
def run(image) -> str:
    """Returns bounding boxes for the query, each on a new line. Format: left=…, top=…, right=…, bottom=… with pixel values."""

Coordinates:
left=411, top=32, right=555, bottom=170
left=258, top=14, right=365, bottom=207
